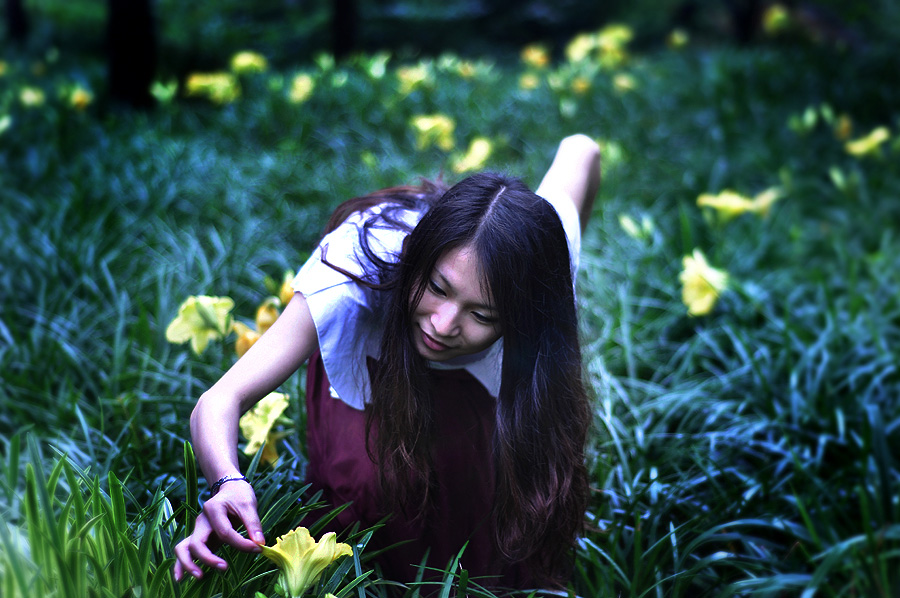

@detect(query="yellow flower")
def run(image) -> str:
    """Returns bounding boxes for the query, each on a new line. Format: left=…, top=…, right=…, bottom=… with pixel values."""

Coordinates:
left=763, top=4, right=791, bottom=35
left=239, top=392, right=289, bottom=464
left=597, top=24, right=633, bottom=68
left=451, top=137, right=493, bottom=173
left=833, top=114, right=852, bottom=140
left=279, top=271, right=296, bottom=307
left=667, top=28, right=689, bottom=49
left=571, top=76, right=591, bottom=95
left=679, top=249, right=729, bottom=316
left=750, top=187, right=783, bottom=217
left=697, top=190, right=755, bottom=223
left=289, top=73, right=315, bottom=103
left=165, top=296, right=234, bottom=355
left=455, top=60, right=477, bottom=79
left=397, top=63, right=430, bottom=95
left=411, top=114, right=455, bottom=151
left=231, top=51, right=268, bottom=74
left=845, top=126, right=890, bottom=157
left=185, top=72, right=240, bottom=104
left=260, top=527, right=353, bottom=598
left=0, top=61, right=8, bottom=76
left=69, top=86, right=93, bottom=111
left=613, top=73, right=637, bottom=92
left=521, top=44, right=549, bottom=69
left=519, top=72, right=540, bottom=90
left=256, top=297, right=281, bottom=335
left=233, top=321, right=261, bottom=358
left=19, top=86, right=45, bottom=107
left=566, top=33, right=596, bottom=63
left=618, top=213, right=655, bottom=241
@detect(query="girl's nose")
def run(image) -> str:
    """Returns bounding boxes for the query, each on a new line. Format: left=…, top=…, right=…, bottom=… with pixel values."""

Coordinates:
left=431, top=303, right=460, bottom=336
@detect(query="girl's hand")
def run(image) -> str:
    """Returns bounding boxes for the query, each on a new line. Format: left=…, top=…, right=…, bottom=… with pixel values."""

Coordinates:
left=172, top=480, right=265, bottom=581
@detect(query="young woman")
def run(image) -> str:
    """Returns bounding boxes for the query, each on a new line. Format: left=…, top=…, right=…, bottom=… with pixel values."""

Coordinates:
left=173, top=134, right=601, bottom=589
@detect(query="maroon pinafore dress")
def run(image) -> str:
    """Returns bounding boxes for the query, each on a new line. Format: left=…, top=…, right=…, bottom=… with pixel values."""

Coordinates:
left=303, top=350, right=531, bottom=588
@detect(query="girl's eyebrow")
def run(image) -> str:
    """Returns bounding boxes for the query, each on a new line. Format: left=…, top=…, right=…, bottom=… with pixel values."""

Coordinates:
left=435, top=271, right=498, bottom=313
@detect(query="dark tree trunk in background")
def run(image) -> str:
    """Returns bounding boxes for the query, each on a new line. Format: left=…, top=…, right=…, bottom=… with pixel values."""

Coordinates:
left=5, top=0, right=29, bottom=42
left=726, top=0, right=763, bottom=44
left=332, top=0, right=358, bottom=59
left=107, top=0, right=157, bottom=108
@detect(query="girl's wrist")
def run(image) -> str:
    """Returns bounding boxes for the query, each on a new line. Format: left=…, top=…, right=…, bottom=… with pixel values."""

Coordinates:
left=209, top=475, right=251, bottom=496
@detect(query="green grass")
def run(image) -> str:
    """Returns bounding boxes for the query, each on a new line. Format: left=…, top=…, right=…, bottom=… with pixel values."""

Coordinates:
left=2, top=11, right=900, bottom=597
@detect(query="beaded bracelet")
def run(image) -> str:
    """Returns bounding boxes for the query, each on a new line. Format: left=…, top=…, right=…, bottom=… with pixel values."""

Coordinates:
left=209, top=475, right=250, bottom=496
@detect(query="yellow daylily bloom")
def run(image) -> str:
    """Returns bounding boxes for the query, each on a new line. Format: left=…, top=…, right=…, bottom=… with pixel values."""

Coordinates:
left=750, top=187, right=783, bottom=217
left=233, top=321, right=261, bottom=358
left=231, top=51, right=268, bottom=74
left=521, top=44, right=550, bottom=69
left=833, top=114, right=852, bottom=140
left=845, top=126, right=890, bottom=157
left=667, top=28, right=689, bottom=49
left=597, top=24, right=633, bottom=68
left=455, top=60, right=477, bottom=79
left=260, top=527, right=353, bottom=598
left=697, top=190, right=755, bottom=223
left=565, top=33, right=596, bottom=63
left=239, top=392, right=289, bottom=464
left=571, top=76, right=591, bottom=95
left=19, top=86, right=45, bottom=107
left=411, top=114, right=455, bottom=151
left=289, top=73, right=315, bottom=103
left=69, top=86, right=93, bottom=111
left=679, top=250, right=728, bottom=316
left=613, top=73, right=637, bottom=92
left=185, top=72, right=240, bottom=104
left=165, top=296, right=234, bottom=355
left=519, top=72, right=540, bottom=90
left=452, top=137, right=493, bottom=173
left=279, top=271, right=296, bottom=307
left=397, top=63, right=430, bottom=95
left=763, top=4, right=791, bottom=35
left=256, top=297, right=281, bottom=335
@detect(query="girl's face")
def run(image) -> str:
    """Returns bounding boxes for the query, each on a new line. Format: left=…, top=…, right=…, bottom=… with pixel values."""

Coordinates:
left=412, top=244, right=501, bottom=361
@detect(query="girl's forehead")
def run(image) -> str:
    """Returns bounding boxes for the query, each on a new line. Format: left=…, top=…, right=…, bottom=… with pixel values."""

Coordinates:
left=434, top=244, right=496, bottom=305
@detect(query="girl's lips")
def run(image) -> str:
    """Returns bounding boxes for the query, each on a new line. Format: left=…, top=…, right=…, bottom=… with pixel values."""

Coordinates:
left=422, top=330, right=450, bottom=352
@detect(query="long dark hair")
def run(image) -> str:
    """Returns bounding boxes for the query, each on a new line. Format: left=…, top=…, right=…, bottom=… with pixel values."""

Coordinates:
left=324, top=173, right=591, bottom=584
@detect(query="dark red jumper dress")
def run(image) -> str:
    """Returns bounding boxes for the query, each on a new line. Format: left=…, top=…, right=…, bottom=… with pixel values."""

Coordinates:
left=303, top=350, right=532, bottom=588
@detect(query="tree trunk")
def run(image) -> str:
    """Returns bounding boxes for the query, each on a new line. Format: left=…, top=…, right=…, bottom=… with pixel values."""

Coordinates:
left=332, top=0, right=358, bottom=59
left=107, top=0, right=157, bottom=108
left=5, top=0, right=29, bottom=42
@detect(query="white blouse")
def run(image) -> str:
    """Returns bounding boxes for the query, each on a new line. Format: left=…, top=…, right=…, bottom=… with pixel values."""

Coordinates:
left=292, top=186, right=581, bottom=410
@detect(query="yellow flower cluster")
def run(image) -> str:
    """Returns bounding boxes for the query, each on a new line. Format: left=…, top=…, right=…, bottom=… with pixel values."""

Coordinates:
left=845, top=126, right=890, bottom=157
left=397, top=63, right=432, bottom=95
left=230, top=51, right=268, bottom=74
left=411, top=114, right=455, bottom=151
left=451, top=137, right=493, bottom=173
left=185, top=72, right=240, bottom=104
left=260, top=527, right=352, bottom=598
left=566, top=24, right=633, bottom=68
left=289, top=73, right=315, bottom=103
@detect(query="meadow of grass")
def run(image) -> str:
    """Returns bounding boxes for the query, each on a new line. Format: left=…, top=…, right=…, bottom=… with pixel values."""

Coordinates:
left=1, top=11, right=900, bottom=598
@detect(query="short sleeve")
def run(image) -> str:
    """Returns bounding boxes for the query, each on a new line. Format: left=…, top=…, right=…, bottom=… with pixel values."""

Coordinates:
left=291, top=207, right=419, bottom=409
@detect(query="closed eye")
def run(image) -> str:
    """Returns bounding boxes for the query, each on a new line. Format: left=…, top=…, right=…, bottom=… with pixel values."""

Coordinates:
left=428, top=279, right=446, bottom=296
left=472, top=311, right=498, bottom=325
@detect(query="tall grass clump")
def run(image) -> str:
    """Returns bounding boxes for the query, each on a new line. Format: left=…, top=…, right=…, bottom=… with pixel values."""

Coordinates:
left=2, top=5, right=900, bottom=596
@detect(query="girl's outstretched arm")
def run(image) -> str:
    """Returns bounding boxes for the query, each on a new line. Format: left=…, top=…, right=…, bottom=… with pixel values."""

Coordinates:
left=536, top=134, right=602, bottom=232
left=173, top=292, right=318, bottom=581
